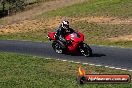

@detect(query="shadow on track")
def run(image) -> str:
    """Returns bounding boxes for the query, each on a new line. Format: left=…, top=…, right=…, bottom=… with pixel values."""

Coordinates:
left=66, top=53, right=106, bottom=57
left=91, top=53, right=106, bottom=57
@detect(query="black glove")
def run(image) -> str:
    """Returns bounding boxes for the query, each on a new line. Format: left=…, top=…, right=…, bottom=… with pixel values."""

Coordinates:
left=59, top=36, right=67, bottom=44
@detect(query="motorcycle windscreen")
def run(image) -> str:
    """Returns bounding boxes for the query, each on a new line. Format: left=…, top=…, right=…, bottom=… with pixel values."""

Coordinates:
left=66, top=32, right=84, bottom=42
left=71, top=33, right=80, bottom=38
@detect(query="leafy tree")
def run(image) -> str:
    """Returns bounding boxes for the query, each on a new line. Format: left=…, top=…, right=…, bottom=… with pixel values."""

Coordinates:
left=8, top=0, right=26, bottom=15
left=1, top=0, right=6, bottom=11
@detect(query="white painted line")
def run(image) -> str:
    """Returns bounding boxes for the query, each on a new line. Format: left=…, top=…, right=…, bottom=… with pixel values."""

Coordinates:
left=45, top=58, right=51, bottom=60
left=62, top=60, right=67, bottom=62
left=128, top=70, right=132, bottom=72
left=109, top=67, right=115, bottom=69
left=89, top=64, right=95, bottom=66
left=115, top=68, right=121, bottom=70
left=56, top=59, right=60, bottom=60
left=121, top=69, right=127, bottom=71
left=95, top=65, right=102, bottom=67
left=105, top=66, right=109, bottom=68
left=3, top=40, right=132, bottom=72
left=74, top=62, right=81, bottom=64
left=68, top=60, right=74, bottom=63
left=33, top=56, right=37, bottom=58
left=82, top=63, right=89, bottom=65
left=45, top=58, right=131, bottom=72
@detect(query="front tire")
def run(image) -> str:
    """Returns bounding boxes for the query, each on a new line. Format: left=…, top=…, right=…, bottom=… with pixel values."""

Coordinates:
left=52, top=41, right=64, bottom=54
left=79, top=43, right=92, bottom=57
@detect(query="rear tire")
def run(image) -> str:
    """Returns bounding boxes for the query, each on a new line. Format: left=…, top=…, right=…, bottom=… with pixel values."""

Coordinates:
left=52, top=41, right=64, bottom=54
left=79, top=43, right=92, bottom=57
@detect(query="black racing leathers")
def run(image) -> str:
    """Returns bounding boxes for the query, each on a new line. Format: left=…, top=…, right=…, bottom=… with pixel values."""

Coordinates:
left=55, top=26, right=74, bottom=44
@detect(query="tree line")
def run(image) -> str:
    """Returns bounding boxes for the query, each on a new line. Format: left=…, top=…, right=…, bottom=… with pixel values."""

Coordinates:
left=0, top=0, right=26, bottom=17
left=0, top=0, right=44, bottom=17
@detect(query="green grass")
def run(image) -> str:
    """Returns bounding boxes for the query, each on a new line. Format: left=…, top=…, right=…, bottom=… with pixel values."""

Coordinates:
left=39, top=0, right=132, bottom=18
left=72, top=22, right=132, bottom=39
left=0, top=19, right=4, bottom=24
left=0, top=4, right=3, bottom=10
left=0, top=52, right=132, bottom=88
left=0, top=3, right=9, bottom=10
left=0, top=28, right=49, bottom=41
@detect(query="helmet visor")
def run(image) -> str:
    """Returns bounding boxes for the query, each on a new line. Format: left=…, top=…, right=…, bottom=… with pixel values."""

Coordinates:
left=63, top=24, right=69, bottom=29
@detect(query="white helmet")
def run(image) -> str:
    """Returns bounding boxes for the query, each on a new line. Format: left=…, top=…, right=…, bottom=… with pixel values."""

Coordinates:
left=61, top=20, right=69, bottom=30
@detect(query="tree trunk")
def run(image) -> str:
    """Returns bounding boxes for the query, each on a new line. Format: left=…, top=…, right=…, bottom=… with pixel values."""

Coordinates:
left=2, top=2, right=5, bottom=12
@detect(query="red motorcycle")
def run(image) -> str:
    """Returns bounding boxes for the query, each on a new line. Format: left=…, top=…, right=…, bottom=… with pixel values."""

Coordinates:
left=47, top=31, right=92, bottom=57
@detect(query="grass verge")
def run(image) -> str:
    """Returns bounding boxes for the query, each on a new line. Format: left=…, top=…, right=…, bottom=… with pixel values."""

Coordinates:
left=39, top=0, right=132, bottom=18
left=0, top=27, right=49, bottom=41
left=0, top=52, right=131, bottom=88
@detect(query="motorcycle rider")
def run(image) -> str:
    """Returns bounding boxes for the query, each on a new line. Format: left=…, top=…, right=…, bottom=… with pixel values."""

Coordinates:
left=55, top=20, right=74, bottom=44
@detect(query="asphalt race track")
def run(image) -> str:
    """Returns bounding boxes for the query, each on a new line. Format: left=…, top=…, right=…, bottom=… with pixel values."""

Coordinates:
left=0, top=40, right=132, bottom=69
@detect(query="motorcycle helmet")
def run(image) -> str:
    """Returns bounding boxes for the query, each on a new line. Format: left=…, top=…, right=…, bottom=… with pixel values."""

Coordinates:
left=61, top=20, right=69, bottom=30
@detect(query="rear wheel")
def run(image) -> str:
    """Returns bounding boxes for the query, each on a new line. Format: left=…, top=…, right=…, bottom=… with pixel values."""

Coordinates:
left=52, top=41, right=64, bottom=54
left=79, top=43, right=92, bottom=57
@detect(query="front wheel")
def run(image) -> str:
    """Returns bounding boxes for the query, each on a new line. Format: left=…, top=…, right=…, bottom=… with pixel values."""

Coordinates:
left=79, top=43, right=92, bottom=57
left=52, top=41, right=64, bottom=54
